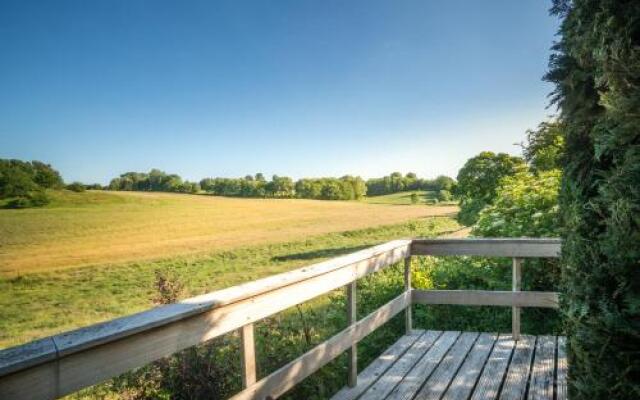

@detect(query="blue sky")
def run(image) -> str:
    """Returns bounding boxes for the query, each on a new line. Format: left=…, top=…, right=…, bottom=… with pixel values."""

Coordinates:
left=0, top=1, right=559, bottom=184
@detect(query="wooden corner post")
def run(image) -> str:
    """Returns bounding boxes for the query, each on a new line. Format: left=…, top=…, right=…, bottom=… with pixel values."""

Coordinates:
left=512, top=258, right=523, bottom=341
left=346, top=281, right=357, bottom=387
left=404, top=256, right=412, bottom=334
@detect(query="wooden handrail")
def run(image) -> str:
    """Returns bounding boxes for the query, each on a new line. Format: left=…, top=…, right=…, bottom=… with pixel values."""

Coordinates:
left=0, top=238, right=561, bottom=400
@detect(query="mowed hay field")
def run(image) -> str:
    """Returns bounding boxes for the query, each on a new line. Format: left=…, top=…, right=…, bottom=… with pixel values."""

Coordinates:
left=0, top=190, right=457, bottom=276
left=0, top=190, right=460, bottom=348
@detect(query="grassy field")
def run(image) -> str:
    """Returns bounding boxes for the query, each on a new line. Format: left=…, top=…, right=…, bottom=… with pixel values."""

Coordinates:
left=362, top=190, right=451, bottom=205
left=0, top=190, right=461, bottom=349
left=0, top=190, right=457, bottom=276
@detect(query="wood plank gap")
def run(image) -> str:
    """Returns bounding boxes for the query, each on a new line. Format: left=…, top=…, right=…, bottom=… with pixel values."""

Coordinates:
left=414, top=331, right=479, bottom=400
left=442, top=333, right=497, bottom=400
left=470, top=334, right=516, bottom=400
left=499, top=335, right=536, bottom=400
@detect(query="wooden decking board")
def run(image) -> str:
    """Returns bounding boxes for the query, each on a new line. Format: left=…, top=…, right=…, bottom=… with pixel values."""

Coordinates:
left=527, top=336, right=556, bottom=400
left=442, top=333, right=497, bottom=400
left=414, top=332, right=479, bottom=400
left=385, top=331, right=460, bottom=400
left=331, top=331, right=424, bottom=400
left=499, top=335, right=536, bottom=400
left=330, top=332, right=565, bottom=400
left=358, top=331, right=441, bottom=400
left=470, top=334, right=515, bottom=400
left=555, top=337, right=567, bottom=400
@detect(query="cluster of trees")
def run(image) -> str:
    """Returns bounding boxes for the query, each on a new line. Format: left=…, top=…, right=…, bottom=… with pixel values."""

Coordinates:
left=0, top=159, right=64, bottom=208
left=108, top=169, right=201, bottom=193
left=454, top=120, right=565, bottom=226
left=365, top=172, right=455, bottom=197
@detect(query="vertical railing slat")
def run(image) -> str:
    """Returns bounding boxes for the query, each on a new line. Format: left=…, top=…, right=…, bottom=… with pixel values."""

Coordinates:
left=347, top=281, right=357, bottom=387
left=404, top=257, right=412, bottom=334
left=240, top=323, right=256, bottom=387
left=512, top=258, right=523, bottom=340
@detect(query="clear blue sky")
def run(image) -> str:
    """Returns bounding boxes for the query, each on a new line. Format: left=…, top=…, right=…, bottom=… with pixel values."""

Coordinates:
left=0, top=1, right=559, bottom=184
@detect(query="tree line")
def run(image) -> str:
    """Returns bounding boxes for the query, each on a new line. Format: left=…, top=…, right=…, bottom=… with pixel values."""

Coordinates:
left=1, top=158, right=457, bottom=206
left=365, top=173, right=455, bottom=196
left=108, top=170, right=456, bottom=201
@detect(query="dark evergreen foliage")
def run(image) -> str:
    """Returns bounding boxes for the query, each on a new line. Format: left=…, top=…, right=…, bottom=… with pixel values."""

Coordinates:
left=547, top=0, right=640, bottom=397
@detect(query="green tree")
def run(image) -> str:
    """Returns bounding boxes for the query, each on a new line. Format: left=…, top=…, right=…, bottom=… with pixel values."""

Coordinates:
left=31, top=161, right=63, bottom=189
left=546, top=0, right=640, bottom=397
left=523, top=121, right=565, bottom=172
left=455, top=151, right=527, bottom=225
left=66, top=182, right=86, bottom=192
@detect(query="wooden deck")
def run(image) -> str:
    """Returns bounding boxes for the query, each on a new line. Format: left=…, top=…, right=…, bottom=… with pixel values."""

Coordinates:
left=332, top=330, right=567, bottom=400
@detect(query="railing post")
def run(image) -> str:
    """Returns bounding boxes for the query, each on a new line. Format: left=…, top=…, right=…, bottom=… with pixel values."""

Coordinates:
left=346, top=281, right=357, bottom=387
left=240, top=323, right=256, bottom=388
left=404, top=256, right=412, bottom=334
left=512, top=258, right=523, bottom=341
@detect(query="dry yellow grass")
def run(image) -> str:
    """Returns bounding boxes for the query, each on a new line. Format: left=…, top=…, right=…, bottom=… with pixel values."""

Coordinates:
left=0, top=191, right=457, bottom=275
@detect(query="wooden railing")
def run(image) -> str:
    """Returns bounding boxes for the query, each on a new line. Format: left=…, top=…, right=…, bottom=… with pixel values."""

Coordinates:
left=0, top=238, right=561, bottom=400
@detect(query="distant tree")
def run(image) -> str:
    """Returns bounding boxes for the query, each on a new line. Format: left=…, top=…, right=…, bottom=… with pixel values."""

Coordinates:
left=455, top=151, right=527, bottom=225
left=0, top=163, right=37, bottom=198
left=0, top=159, right=62, bottom=208
left=522, top=121, right=564, bottom=172
left=31, top=161, right=63, bottom=189
left=66, top=182, right=86, bottom=192
left=436, top=190, right=451, bottom=202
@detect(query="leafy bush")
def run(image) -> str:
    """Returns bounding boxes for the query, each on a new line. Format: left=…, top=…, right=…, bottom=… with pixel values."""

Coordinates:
left=4, top=190, right=50, bottom=209
left=436, top=189, right=451, bottom=202
left=473, top=170, right=560, bottom=237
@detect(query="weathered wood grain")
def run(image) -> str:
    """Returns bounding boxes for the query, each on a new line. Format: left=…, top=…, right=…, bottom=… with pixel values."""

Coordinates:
left=330, top=331, right=423, bottom=400
left=512, top=258, right=523, bottom=340
left=556, top=336, right=567, bottom=400
left=411, top=238, right=561, bottom=258
left=415, top=332, right=478, bottom=399
left=470, top=334, right=515, bottom=400
left=240, top=324, right=256, bottom=388
left=527, top=336, right=556, bottom=400
left=499, top=335, right=535, bottom=400
left=359, top=330, right=442, bottom=400
left=386, top=331, right=460, bottom=400
left=346, top=281, right=357, bottom=388
left=404, top=257, right=412, bottom=334
left=412, top=290, right=559, bottom=308
left=442, top=333, right=497, bottom=400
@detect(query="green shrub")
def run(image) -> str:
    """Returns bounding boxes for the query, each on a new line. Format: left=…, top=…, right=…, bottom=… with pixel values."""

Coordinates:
left=473, top=170, right=560, bottom=237
left=436, top=189, right=451, bottom=202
